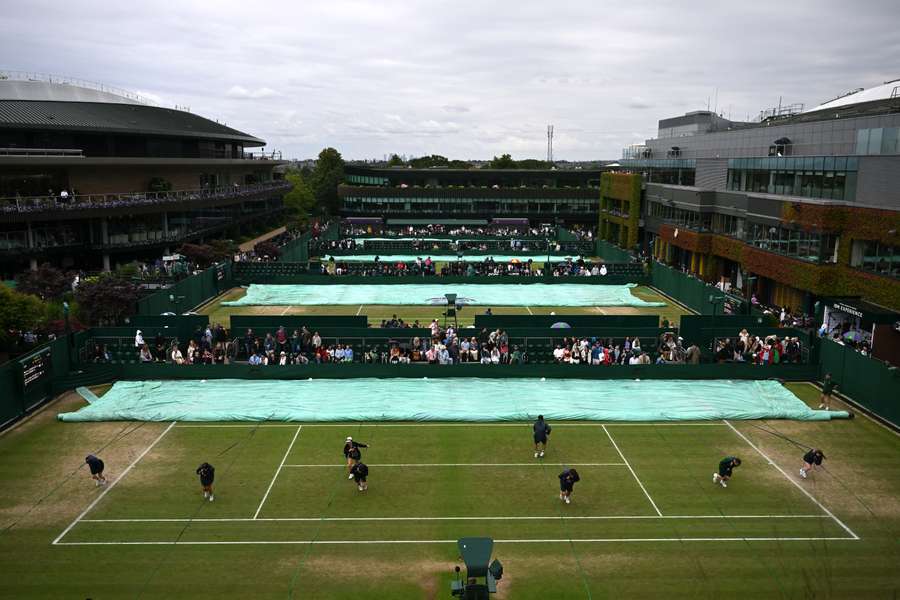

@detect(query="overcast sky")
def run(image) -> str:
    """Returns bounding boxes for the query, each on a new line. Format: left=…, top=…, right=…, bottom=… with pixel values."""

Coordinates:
left=3, top=0, right=899, bottom=161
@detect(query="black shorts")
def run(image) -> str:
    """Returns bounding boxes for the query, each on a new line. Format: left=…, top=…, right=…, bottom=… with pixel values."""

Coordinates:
left=718, top=467, right=733, bottom=478
left=534, top=435, right=547, bottom=444
left=200, top=478, right=214, bottom=487
left=560, top=482, right=573, bottom=493
left=354, top=475, right=367, bottom=483
left=89, top=462, right=104, bottom=475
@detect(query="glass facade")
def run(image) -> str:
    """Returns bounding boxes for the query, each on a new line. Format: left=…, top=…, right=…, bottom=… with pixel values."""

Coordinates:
left=341, top=195, right=597, bottom=216
left=648, top=202, right=709, bottom=230
left=855, top=127, right=900, bottom=155
left=726, top=156, right=857, bottom=201
left=747, top=223, right=837, bottom=263
left=858, top=241, right=900, bottom=278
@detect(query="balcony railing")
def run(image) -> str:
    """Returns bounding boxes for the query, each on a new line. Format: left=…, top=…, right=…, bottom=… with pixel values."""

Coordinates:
left=0, top=181, right=291, bottom=215
left=0, top=147, right=84, bottom=157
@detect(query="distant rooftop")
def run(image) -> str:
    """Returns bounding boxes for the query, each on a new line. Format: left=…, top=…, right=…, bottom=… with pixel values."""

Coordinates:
left=805, top=79, right=900, bottom=114
left=0, top=70, right=153, bottom=105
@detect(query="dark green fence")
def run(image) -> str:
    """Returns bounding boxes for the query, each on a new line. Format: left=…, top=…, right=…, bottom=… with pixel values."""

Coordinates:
left=474, top=314, right=660, bottom=329
left=65, top=361, right=818, bottom=383
left=136, top=262, right=232, bottom=315
left=230, top=315, right=368, bottom=331
left=278, top=231, right=311, bottom=262
left=595, top=240, right=635, bottom=262
left=820, top=339, right=900, bottom=427
left=650, top=262, right=748, bottom=315
left=230, top=271, right=648, bottom=286
left=0, top=337, right=73, bottom=429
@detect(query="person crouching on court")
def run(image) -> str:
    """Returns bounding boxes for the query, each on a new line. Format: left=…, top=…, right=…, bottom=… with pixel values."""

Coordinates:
left=351, top=461, right=369, bottom=491
left=85, top=454, right=106, bottom=486
left=196, top=462, right=215, bottom=501
left=343, top=437, right=368, bottom=479
left=713, top=456, right=741, bottom=488
left=800, top=449, right=825, bottom=479
left=558, top=468, right=580, bottom=504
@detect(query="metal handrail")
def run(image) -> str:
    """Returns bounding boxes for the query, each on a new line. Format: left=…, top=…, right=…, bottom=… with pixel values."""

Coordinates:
left=0, top=181, right=291, bottom=213
left=0, top=147, right=84, bottom=157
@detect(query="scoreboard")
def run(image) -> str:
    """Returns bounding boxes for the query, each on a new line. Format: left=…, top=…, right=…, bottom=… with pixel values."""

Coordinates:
left=20, top=347, right=53, bottom=391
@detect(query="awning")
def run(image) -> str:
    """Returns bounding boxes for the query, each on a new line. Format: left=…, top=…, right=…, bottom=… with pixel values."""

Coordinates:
left=343, top=217, right=384, bottom=224
left=822, top=297, right=898, bottom=324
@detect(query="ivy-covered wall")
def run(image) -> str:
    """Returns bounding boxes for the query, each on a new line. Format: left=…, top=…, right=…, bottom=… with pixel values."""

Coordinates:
left=599, top=173, right=641, bottom=250
left=659, top=207, right=900, bottom=311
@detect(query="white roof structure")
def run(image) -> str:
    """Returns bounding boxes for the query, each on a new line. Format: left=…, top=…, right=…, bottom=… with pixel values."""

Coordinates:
left=805, top=79, right=900, bottom=114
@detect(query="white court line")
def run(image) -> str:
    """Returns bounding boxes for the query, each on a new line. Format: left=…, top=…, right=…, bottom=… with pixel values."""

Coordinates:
left=283, top=463, right=626, bottom=468
left=525, top=306, right=533, bottom=315
left=82, top=514, right=830, bottom=523
left=175, top=423, right=728, bottom=429
left=253, top=425, right=302, bottom=520
left=356, top=304, right=364, bottom=316
left=279, top=306, right=292, bottom=316
left=602, top=425, right=663, bottom=516
left=55, top=536, right=857, bottom=546
left=52, top=421, right=177, bottom=546
left=723, top=420, right=860, bottom=540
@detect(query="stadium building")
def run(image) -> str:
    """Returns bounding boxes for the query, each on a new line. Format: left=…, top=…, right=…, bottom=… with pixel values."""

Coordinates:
left=602, top=79, right=900, bottom=313
left=338, top=164, right=605, bottom=228
left=0, top=73, right=290, bottom=275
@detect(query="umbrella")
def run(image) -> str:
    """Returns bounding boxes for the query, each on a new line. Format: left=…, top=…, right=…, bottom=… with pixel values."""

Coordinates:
left=843, top=330, right=862, bottom=342
left=509, top=258, right=521, bottom=264
left=550, top=322, right=572, bottom=329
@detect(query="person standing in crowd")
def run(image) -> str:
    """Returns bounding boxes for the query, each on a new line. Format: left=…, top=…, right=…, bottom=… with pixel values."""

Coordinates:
left=558, top=468, right=580, bottom=504
left=196, top=462, right=215, bottom=501
left=819, top=374, right=838, bottom=410
left=350, top=461, right=369, bottom=492
left=713, top=456, right=741, bottom=488
left=533, top=415, right=552, bottom=458
left=85, top=454, right=106, bottom=486
left=800, top=449, right=825, bottom=479
left=343, top=437, right=368, bottom=479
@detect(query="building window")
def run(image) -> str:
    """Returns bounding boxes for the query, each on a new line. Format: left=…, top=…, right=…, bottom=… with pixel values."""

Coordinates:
left=725, top=156, right=857, bottom=201
left=747, top=223, right=836, bottom=263
left=855, top=127, right=900, bottom=155
left=855, top=240, right=900, bottom=278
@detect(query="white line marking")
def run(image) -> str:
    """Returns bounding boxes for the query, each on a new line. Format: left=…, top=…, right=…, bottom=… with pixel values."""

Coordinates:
left=525, top=306, right=533, bottom=315
left=282, top=463, right=626, bottom=468
left=82, top=514, right=830, bottom=523
left=279, top=305, right=293, bottom=315
left=723, top=420, right=860, bottom=540
left=52, top=421, right=177, bottom=546
left=55, top=536, right=858, bottom=546
left=355, top=304, right=364, bottom=316
left=602, top=424, right=662, bottom=516
left=253, top=425, right=302, bottom=520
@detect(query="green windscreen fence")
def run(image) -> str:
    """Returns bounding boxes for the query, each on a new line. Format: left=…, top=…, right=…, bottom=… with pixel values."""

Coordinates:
left=474, top=315, right=660, bottom=329
left=230, top=315, right=368, bottom=331
left=820, top=339, right=900, bottom=427
left=595, top=240, right=635, bottom=262
left=222, top=283, right=666, bottom=307
left=651, top=262, right=745, bottom=315
left=136, top=262, right=231, bottom=315
left=323, top=254, right=583, bottom=263
left=60, top=378, right=848, bottom=422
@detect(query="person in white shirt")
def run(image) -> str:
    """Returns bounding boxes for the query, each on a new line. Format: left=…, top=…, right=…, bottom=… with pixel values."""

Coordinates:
left=599, top=264, right=608, bottom=276
left=134, top=330, right=144, bottom=348
left=553, top=345, right=565, bottom=362
left=490, top=347, right=501, bottom=364
left=629, top=354, right=641, bottom=365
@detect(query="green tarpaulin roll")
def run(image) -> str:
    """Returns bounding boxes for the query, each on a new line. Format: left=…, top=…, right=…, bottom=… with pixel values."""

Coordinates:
left=222, top=283, right=665, bottom=307
left=58, top=378, right=848, bottom=422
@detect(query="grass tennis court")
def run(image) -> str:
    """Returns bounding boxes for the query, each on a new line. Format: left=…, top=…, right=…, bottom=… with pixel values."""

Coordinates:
left=1, top=383, right=899, bottom=598
left=200, top=285, right=689, bottom=328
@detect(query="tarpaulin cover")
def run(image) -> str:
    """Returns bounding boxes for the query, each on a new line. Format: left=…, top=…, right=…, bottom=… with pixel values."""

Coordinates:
left=327, top=254, right=584, bottom=262
left=222, top=283, right=664, bottom=307
left=60, top=378, right=849, bottom=422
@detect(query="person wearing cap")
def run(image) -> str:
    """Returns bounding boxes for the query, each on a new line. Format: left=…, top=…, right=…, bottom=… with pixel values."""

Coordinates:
left=800, top=449, right=825, bottom=479
left=343, top=437, right=368, bottom=479
left=85, top=454, right=106, bottom=486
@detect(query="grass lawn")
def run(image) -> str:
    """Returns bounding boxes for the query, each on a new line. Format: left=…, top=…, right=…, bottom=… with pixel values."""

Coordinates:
left=199, top=285, right=690, bottom=329
left=0, top=383, right=898, bottom=598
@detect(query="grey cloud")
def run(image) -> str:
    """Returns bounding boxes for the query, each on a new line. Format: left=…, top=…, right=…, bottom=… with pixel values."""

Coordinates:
left=2, top=0, right=898, bottom=160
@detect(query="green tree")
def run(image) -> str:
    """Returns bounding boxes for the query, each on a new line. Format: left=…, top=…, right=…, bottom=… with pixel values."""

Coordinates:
left=282, top=170, right=316, bottom=228
left=74, top=274, right=140, bottom=325
left=309, top=147, right=345, bottom=215
left=15, top=263, right=70, bottom=301
left=387, top=154, right=405, bottom=167
left=408, top=155, right=449, bottom=168
left=0, top=285, right=50, bottom=352
left=488, top=153, right=516, bottom=169
left=447, top=159, right=473, bottom=169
